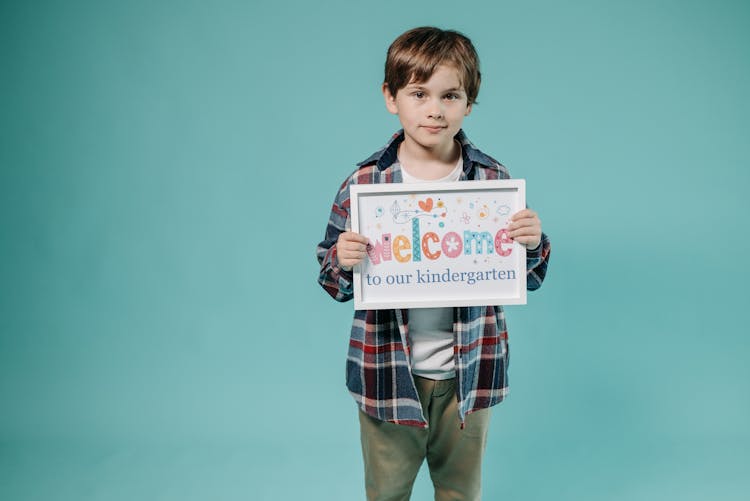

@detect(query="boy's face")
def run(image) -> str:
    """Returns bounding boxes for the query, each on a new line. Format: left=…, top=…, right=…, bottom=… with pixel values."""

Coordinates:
left=383, top=65, right=472, bottom=158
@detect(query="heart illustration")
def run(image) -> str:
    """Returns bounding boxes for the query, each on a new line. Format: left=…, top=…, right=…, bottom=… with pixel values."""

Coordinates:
left=418, top=198, right=434, bottom=212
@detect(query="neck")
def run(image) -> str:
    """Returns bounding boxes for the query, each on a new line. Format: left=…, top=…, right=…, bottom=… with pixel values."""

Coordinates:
left=398, top=138, right=462, bottom=181
left=399, top=136, right=461, bottom=166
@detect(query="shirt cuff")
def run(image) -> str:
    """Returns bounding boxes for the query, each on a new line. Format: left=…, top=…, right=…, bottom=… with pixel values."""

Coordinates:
left=526, top=241, right=543, bottom=257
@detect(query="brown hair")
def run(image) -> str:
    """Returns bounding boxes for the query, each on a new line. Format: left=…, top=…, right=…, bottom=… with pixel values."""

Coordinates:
left=384, top=27, right=481, bottom=105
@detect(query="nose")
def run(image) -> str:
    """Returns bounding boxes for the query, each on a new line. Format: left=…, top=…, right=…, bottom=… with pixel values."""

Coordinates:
left=428, top=101, right=444, bottom=120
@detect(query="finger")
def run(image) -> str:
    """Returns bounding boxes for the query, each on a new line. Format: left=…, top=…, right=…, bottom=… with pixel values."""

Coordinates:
left=339, top=252, right=367, bottom=267
left=509, top=213, right=539, bottom=223
left=511, top=209, right=537, bottom=221
left=344, top=232, right=370, bottom=244
left=511, top=214, right=539, bottom=223
left=339, top=250, right=365, bottom=261
left=342, top=243, right=368, bottom=254
left=509, top=227, right=541, bottom=239
left=338, top=236, right=368, bottom=251
left=341, top=245, right=367, bottom=257
left=353, top=239, right=369, bottom=249
left=508, top=217, right=541, bottom=232
left=508, top=221, right=540, bottom=233
left=340, top=241, right=368, bottom=254
left=509, top=211, right=538, bottom=221
left=508, top=220, right=537, bottom=231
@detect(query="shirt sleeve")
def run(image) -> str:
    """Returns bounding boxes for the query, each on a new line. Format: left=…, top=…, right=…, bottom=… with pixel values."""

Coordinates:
left=526, top=231, right=551, bottom=291
left=316, top=177, right=355, bottom=302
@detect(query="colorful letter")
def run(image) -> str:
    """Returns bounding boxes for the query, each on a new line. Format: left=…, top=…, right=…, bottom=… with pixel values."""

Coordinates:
left=441, top=231, right=463, bottom=258
left=494, top=228, right=513, bottom=257
left=366, top=234, right=392, bottom=265
left=411, top=218, right=421, bottom=262
left=393, top=235, right=412, bottom=263
left=464, top=231, right=494, bottom=255
left=422, top=232, right=441, bottom=260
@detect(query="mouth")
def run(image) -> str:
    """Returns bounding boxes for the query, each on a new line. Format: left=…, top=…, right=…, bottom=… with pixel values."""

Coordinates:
left=421, top=125, right=447, bottom=133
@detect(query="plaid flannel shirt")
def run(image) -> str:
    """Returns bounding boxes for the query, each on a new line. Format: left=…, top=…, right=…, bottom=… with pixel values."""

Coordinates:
left=317, top=130, right=551, bottom=428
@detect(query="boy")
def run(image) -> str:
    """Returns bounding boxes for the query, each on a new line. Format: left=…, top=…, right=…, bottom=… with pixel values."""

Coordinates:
left=316, top=27, right=550, bottom=500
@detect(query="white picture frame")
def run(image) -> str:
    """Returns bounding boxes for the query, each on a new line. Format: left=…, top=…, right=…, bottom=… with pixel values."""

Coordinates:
left=350, top=179, right=527, bottom=310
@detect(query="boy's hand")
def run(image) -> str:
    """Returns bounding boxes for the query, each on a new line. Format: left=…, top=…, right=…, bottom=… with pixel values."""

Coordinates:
left=336, top=232, right=369, bottom=271
left=508, top=209, right=542, bottom=250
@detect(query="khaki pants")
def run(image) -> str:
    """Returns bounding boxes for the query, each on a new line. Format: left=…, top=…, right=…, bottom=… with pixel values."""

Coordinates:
left=359, top=376, right=491, bottom=501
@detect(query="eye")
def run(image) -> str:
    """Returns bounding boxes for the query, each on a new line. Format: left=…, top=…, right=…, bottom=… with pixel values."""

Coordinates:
left=444, top=93, right=459, bottom=101
left=413, top=91, right=425, bottom=99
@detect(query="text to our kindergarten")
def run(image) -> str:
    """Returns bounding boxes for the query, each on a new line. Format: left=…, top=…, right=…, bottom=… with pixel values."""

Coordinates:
left=365, top=267, right=517, bottom=287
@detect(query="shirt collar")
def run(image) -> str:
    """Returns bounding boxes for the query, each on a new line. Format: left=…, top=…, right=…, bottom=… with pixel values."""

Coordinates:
left=357, top=129, right=500, bottom=173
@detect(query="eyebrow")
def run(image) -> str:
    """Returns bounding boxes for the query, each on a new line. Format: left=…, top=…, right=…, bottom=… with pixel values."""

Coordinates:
left=405, top=84, right=465, bottom=93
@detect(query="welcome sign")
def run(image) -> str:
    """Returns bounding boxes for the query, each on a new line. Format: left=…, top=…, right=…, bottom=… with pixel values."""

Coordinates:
left=350, top=180, right=527, bottom=310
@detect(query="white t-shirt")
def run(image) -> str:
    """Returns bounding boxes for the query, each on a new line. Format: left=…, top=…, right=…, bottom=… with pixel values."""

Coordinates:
left=398, top=150, right=462, bottom=380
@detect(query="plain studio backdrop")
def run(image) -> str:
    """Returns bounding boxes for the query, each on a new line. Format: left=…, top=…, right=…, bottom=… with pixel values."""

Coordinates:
left=1, top=1, right=748, bottom=500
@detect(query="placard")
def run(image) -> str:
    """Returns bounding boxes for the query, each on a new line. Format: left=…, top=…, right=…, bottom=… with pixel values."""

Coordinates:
left=350, top=180, right=526, bottom=310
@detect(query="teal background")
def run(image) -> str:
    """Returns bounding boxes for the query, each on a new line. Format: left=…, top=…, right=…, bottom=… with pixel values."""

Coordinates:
left=1, top=0, right=748, bottom=499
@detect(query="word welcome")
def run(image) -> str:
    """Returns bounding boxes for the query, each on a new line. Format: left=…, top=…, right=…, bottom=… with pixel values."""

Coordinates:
left=365, top=267, right=517, bottom=287
left=366, top=217, right=513, bottom=265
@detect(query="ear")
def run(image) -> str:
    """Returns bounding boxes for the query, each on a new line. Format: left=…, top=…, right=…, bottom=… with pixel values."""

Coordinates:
left=465, top=103, right=473, bottom=116
left=382, top=83, right=399, bottom=115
